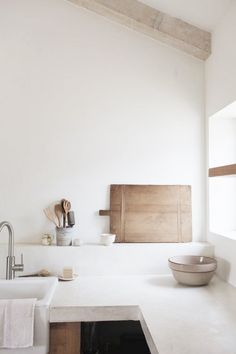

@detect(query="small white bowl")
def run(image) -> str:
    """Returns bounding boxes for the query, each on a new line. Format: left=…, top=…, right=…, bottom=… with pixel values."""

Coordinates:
left=100, top=233, right=116, bottom=246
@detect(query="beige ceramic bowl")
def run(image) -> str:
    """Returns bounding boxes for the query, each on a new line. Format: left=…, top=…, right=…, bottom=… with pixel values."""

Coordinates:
left=168, top=255, right=217, bottom=286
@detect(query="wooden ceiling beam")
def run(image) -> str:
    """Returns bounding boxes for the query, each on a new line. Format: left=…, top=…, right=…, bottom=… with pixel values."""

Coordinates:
left=66, top=0, right=211, bottom=60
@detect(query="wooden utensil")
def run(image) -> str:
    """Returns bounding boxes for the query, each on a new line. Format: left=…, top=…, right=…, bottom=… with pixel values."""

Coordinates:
left=61, top=199, right=66, bottom=227
left=19, top=269, right=51, bottom=277
left=61, top=199, right=71, bottom=227
left=67, top=210, right=75, bottom=227
left=43, top=208, right=59, bottom=227
left=54, top=204, right=63, bottom=228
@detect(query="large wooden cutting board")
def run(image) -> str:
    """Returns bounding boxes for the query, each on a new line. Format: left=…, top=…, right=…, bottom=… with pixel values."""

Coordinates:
left=99, top=185, right=192, bottom=243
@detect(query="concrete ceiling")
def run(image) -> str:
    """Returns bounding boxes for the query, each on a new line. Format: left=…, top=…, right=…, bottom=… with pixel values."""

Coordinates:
left=139, top=0, right=232, bottom=31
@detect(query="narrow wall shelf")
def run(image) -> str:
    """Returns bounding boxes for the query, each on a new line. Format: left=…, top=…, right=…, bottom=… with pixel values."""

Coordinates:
left=209, top=164, right=236, bottom=177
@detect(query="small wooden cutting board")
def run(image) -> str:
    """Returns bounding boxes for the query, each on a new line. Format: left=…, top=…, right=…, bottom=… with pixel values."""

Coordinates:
left=99, top=185, right=192, bottom=243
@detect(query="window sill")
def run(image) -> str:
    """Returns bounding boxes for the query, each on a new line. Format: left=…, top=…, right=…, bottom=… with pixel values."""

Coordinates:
left=210, top=229, right=236, bottom=241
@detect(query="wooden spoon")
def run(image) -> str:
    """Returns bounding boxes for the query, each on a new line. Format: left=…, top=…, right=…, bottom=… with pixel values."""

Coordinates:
left=63, top=200, right=71, bottom=227
left=54, top=204, right=63, bottom=228
left=61, top=199, right=71, bottom=227
left=43, top=208, right=59, bottom=227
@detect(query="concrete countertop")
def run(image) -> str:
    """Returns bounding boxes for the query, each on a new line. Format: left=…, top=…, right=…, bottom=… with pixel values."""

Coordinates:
left=50, top=275, right=236, bottom=354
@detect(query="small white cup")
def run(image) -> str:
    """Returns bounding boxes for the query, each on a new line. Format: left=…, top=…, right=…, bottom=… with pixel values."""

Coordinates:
left=100, top=233, right=116, bottom=246
left=73, top=238, right=83, bottom=246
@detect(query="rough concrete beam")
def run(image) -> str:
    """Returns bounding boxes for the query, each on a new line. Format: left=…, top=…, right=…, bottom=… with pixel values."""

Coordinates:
left=66, top=0, right=211, bottom=60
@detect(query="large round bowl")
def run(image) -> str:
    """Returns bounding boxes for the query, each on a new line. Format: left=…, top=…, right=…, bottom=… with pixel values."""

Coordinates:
left=168, top=255, right=217, bottom=286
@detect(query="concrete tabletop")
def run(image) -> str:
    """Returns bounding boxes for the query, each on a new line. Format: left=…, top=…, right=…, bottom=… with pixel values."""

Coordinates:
left=50, top=274, right=236, bottom=354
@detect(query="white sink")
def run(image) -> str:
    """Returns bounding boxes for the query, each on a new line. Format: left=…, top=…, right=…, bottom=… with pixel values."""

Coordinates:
left=0, top=277, right=58, bottom=354
left=0, top=276, right=58, bottom=306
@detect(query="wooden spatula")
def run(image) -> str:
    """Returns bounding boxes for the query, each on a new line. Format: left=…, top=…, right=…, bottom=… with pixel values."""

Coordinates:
left=54, top=204, right=63, bottom=228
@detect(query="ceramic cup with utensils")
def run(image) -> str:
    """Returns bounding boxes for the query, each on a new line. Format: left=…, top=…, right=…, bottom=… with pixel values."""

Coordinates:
left=100, top=233, right=116, bottom=246
left=56, top=227, right=73, bottom=246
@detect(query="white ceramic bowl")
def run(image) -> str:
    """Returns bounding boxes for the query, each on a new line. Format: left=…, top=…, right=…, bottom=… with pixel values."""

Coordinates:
left=100, top=233, right=116, bottom=246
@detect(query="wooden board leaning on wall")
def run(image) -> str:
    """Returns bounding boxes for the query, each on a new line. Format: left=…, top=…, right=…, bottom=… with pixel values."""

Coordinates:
left=99, top=185, right=192, bottom=243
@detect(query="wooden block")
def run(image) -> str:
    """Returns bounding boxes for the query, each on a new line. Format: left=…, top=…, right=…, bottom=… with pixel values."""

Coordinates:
left=50, top=322, right=81, bottom=354
left=107, top=185, right=192, bottom=243
left=209, top=164, right=236, bottom=177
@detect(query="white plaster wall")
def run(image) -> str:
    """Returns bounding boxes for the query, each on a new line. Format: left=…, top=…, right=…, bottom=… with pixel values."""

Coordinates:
left=206, top=1, right=236, bottom=286
left=206, top=0, right=236, bottom=116
left=209, top=117, right=236, bottom=167
left=209, top=117, right=236, bottom=235
left=0, top=243, right=214, bottom=278
left=209, top=178, right=236, bottom=235
left=0, top=0, right=205, bottom=244
left=208, top=233, right=236, bottom=287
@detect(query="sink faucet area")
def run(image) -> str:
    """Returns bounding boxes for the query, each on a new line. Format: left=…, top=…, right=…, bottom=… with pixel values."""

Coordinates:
left=0, top=221, right=24, bottom=280
left=0, top=221, right=58, bottom=354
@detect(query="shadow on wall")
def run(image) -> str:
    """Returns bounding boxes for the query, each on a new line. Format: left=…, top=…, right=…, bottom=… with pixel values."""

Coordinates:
left=216, top=257, right=231, bottom=282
